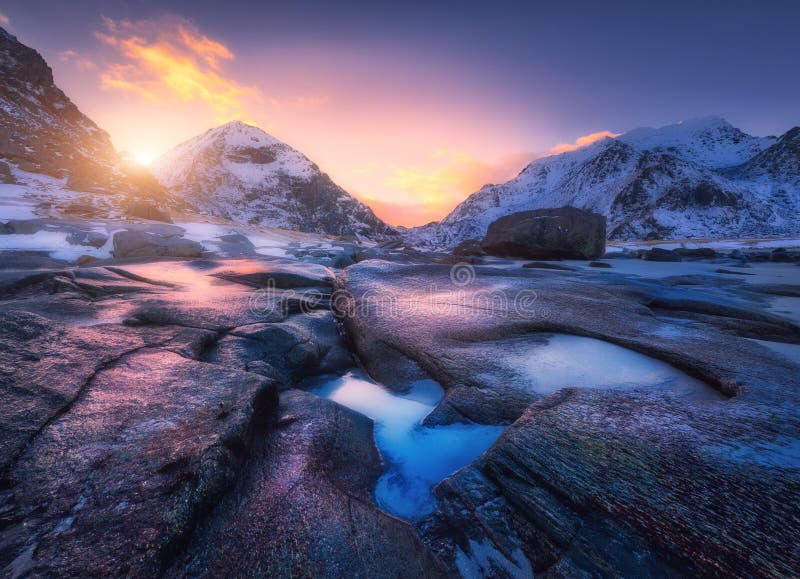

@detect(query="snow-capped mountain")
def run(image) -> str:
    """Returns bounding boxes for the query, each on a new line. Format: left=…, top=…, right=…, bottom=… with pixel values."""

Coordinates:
left=0, top=25, right=163, bottom=203
left=408, top=117, right=800, bottom=245
left=153, top=121, right=394, bottom=239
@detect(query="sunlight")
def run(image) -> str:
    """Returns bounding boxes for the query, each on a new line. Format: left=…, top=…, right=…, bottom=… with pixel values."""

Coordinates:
left=132, top=150, right=155, bottom=165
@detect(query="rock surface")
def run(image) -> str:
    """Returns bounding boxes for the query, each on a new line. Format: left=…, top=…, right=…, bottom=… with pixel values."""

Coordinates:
left=0, top=256, right=444, bottom=577
left=336, top=259, right=800, bottom=576
left=112, top=230, right=204, bottom=258
left=480, top=206, right=606, bottom=260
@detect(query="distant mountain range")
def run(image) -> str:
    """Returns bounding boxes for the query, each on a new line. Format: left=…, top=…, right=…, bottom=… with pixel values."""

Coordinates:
left=409, top=116, right=800, bottom=245
left=152, top=122, right=393, bottom=239
left=1, top=25, right=798, bottom=243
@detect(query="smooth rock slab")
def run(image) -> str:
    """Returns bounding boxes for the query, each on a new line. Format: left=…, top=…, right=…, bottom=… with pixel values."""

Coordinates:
left=168, top=390, right=445, bottom=578
left=1, top=350, right=276, bottom=576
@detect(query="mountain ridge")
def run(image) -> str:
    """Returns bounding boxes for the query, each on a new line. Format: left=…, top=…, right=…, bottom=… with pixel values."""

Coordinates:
left=0, top=25, right=164, bottom=203
left=407, top=117, right=800, bottom=246
left=153, top=120, right=395, bottom=239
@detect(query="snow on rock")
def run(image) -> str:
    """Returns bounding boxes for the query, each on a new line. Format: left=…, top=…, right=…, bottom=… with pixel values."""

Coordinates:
left=152, top=121, right=395, bottom=240
left=408, top=117, right=800, bottom=247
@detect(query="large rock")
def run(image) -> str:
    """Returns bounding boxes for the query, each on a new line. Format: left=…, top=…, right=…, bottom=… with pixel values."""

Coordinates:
left=168, top=390, right=445, bottom=577
left=336, top=260, right=800, bottom=576
left=112, top=230, right=203, bottom=258
left=480, top=206, right=606, bottom=260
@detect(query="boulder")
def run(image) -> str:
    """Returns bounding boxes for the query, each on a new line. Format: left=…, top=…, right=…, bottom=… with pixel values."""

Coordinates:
left=112, top=230, right=203, bottom=258
left=3, top=219, right=43, bottom=234
left=451, top=239, right=485, bottom=257
left=642, top=247, right=681, bottom=262
left=75, top=254, right=98, bottom=266
left=770, top=248, right=796, bottom=263
left=674, top=247, right=718, bottom=259
left=66, top=229, right=108, bottom=248
left=480, top=206, right=606, bottom=260
left=589, top=260, right=612, bottom=268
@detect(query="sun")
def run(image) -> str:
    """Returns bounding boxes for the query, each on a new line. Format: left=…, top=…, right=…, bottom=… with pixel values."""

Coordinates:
left=132, top=150, right=155, bottom=166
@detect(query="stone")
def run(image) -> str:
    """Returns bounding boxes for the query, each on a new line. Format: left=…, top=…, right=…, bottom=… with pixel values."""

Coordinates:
left=674, top=247, right=718, bottom=259
left=770, top=248, right=794, bottom=262
left=66, top=229, right=108, bottom=248
left=480, top=206, right=606, bottom=260
left=2, top=219, right=43, bottom=234
left=75, top=254, right=98, bottom=266
left=451, top=238, right=485, bottom=257
left=589, top=260, right=612, bottom=268
left=212, top=260, right=335, bottom=289
left=112, top=230, right=203, bottom=258
left=642, top=247, right=682, bottom=261
left=522, top=261, right=576, bottom=271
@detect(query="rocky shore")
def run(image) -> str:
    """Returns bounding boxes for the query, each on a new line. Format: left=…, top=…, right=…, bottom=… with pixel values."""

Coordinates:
left=1, top=231, right=798, bottom=577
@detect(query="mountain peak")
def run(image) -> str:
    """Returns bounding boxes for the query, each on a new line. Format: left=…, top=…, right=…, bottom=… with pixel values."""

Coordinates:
left=618, top=116, right=774, bottom=169
left=153, top=123, right=393, bottom=238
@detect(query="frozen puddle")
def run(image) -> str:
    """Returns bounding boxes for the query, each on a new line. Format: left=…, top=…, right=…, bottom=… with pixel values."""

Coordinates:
left=307, top=370, right=505, bottom=521
left=509, top=334, right=725, bottom=400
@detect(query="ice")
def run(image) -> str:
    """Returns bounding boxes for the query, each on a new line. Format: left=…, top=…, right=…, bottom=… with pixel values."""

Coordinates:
left=0, top=230, right=112, bottom=261
left=509, top=334, right=724, bottom=400
left=0, top=184, right=39, bottom=220
left=309, top=370, right=505, bottom=521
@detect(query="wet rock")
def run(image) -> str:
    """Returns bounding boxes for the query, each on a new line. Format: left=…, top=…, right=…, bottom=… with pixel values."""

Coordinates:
left=112, top=230, right=203, bottom=259
left=480, top=206, right=606, bottom=260
left=214, top=232, right=256, bottom=257
left=167, top=390, right=445, bottom=577
left=212, top=260, right=335, bottom=289
left=0, top=349, right=277, bottom=576
left=642, top=247, right=681, bottom=261
left=208, top=311, right=353, bottom=383
left=336, top=260, right=800, bottom=576
left=589, top=260, right=612, bottom=268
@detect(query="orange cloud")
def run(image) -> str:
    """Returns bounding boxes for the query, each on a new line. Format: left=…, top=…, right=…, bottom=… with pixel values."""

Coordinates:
left=95, top=17, right=259, bottom=122
left=0, top=11, right=10, bottom=28
left=550, top=130, right=620, bottom=154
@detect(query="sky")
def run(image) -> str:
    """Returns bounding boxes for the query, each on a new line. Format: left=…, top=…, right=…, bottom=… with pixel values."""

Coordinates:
left=1, top=0, right=799, bottom=226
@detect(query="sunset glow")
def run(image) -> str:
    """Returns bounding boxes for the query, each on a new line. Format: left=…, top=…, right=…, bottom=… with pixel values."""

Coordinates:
left=4, top=2, right=796, bottom=226
left=132, top=150, right=155, bottom=166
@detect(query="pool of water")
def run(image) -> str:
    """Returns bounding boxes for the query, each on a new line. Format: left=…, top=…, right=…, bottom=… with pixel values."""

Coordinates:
left=508, top=334, right=725, bottom=400
left=308, top=370, right=505, bottom=521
